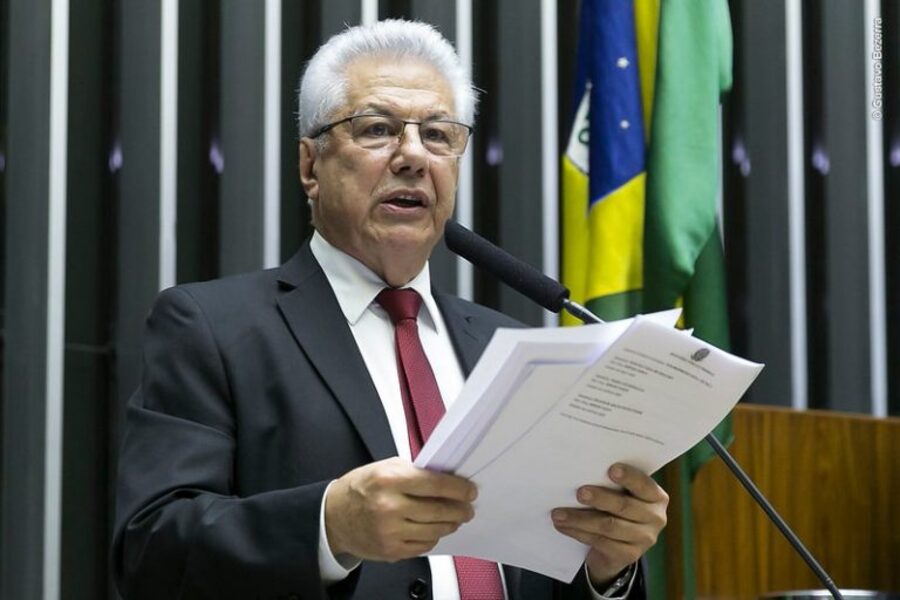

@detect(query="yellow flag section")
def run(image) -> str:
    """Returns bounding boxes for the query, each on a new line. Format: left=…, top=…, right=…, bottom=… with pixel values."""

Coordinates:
left=561, top=0, right=659, bottom=325
left=560, top=91, right=592, bottom=326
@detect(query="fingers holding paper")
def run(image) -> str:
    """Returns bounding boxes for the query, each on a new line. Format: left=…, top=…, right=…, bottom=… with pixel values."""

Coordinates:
left=551, top=463, right=669, bottom=586
left=325, top=457, right=477, bottom=562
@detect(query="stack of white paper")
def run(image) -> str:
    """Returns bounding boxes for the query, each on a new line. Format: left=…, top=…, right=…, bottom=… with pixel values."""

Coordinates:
left=414, top=310, right=763, bottom=582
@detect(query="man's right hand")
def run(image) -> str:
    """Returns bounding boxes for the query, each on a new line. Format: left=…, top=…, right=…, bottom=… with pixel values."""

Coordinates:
left=324, top=457, right=477, bottom=562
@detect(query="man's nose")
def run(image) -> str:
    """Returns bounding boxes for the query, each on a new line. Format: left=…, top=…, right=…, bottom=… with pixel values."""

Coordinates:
left=390, top=124, right=430, bottom=175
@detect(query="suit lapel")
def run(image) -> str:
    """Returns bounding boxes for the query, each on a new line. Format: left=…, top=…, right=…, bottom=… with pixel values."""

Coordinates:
left=434, top=292, right=495, bottom=377
left=276, top=244, right=397, bottom=462
left=274, top=249, right=502, bottom=462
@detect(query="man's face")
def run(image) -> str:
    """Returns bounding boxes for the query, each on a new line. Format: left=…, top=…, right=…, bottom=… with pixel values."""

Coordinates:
left=300, top=56, right=461, bottom=286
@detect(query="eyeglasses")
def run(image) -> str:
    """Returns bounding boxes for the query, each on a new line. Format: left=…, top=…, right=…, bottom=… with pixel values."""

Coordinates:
left=311, top=113, right=473, bottom=157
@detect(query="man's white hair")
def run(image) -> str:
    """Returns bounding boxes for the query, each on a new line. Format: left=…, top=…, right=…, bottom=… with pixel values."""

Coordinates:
left=297, top=19, right=477, bottom=138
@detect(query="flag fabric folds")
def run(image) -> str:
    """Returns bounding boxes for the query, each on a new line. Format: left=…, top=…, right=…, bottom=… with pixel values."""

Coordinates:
left=561, top=0, right=650, bottom=325
left=561, top=0, right=734, bottom=597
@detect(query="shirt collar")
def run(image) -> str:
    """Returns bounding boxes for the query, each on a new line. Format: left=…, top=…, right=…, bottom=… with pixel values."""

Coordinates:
left=309, top=231, right=440, bottom=331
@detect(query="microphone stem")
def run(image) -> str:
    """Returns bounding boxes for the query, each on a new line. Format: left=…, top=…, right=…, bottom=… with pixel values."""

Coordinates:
left=562, top=301, right=844, bottom=600
left=562, top=299, right=605, bottom=324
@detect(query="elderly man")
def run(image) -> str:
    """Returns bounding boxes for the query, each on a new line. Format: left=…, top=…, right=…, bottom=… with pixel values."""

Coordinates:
left=113, top=20, right=667, bottom=600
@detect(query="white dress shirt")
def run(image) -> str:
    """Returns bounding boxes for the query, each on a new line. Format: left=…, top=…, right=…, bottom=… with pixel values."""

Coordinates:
left=309, top=232, right=633, bottom=599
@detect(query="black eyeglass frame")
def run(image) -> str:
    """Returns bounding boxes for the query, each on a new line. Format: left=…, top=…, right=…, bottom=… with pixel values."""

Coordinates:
left=309, top=113, right=474, bottom=156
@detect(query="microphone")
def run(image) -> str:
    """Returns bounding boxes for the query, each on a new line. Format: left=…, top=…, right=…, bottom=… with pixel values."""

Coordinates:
left=444, top=220, right=570, bottom=312
left=443, top=220, right=605, bottom=323
left=444, top=220, right=844, bottom=600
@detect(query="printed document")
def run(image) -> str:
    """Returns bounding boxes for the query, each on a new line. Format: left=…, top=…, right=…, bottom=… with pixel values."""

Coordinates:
left=414, top=310, right=764, bottom=581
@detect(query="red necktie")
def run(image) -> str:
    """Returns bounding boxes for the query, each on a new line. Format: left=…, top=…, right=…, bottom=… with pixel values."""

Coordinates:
left=377, top=288, right=504, bottom=600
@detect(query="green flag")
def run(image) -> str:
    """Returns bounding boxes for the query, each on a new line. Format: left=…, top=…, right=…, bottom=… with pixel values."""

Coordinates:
left=642, top=1, right=733, bottom=598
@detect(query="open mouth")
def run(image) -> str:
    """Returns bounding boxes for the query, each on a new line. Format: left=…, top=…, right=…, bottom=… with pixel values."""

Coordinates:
left=384, top=197, right=425, bottom=208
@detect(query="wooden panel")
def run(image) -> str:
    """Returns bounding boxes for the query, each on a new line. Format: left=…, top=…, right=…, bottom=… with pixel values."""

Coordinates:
left=692, top=404, right=900, bottom=598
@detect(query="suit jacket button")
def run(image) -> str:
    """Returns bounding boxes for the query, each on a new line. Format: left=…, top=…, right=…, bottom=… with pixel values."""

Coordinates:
left=408, top=577, right=429, bottom=599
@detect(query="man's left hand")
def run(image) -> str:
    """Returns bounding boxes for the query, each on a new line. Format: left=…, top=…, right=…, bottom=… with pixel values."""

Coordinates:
left=551, top=463, right=669, bottom=587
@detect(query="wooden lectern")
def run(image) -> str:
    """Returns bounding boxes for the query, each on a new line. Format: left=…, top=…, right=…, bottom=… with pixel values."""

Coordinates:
left=666, top=404, right=900, bottom=598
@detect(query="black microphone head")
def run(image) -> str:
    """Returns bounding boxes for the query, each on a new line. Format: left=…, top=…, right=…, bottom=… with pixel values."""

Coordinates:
left=443, top=221, right=570, bottom=313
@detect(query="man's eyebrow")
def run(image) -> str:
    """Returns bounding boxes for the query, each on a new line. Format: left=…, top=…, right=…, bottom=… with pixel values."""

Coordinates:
left=355, top=102, right=452, bottom=120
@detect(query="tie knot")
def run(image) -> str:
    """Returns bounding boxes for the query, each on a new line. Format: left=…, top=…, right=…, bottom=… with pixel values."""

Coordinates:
left=376, top=288, right=422, bottom=324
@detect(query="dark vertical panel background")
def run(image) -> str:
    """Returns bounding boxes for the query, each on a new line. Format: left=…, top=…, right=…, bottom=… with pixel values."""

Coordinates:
left=407, top=0, right=455, bottom=29
left=321, top=0, right=360, bottom=39
left=558, top=0, right=578, bottom=169
left=722, top=0, right=750, bottom=384
left=61, top=0, right=115, bottom=597
left=471, top=0, right=501, bottom=310
left=219, top=1, right=265, bottom=275
left=0, top=0, right=8, bottom=549
left=821, top=0, right=871, bottom=413
left=802, top=0, right=829, bottom=410
left=1, top=0, right=52, bottom=597
left=726, top=0, right=793, bottom=406
left=380, top=0, right=411, bottom=20
left=496, top=0, right=544, bottom=326
left=177, top=0, right=220, bottom=284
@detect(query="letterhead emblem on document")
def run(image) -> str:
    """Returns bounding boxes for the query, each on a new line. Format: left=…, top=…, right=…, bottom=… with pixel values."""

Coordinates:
left=691, top=348, right=711, bottom=362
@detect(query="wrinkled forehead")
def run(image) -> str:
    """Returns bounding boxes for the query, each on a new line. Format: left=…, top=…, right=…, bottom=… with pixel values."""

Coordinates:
left=339, top=55, right=457, bottom=118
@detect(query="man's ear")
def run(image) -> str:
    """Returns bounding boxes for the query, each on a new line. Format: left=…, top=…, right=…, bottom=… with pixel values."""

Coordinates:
left=299, top=138, right=319, bottom=199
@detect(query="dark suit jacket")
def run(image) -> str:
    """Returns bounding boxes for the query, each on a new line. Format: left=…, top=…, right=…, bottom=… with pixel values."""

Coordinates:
left=112, top=242, right=645, bottom=599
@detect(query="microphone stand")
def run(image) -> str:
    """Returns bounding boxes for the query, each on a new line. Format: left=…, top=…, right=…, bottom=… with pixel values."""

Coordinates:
left=562, top=298, right=845, bottom=600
